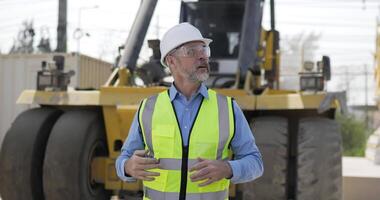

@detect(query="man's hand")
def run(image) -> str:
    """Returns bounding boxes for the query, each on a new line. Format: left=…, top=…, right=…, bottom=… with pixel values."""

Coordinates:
left=124, top=150, right=160, bottom=181
left=189, top=157, right=233, bottom=187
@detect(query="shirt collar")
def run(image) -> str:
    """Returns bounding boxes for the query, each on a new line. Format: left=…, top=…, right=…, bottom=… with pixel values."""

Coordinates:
left=169, top=83, right=209, bottom=101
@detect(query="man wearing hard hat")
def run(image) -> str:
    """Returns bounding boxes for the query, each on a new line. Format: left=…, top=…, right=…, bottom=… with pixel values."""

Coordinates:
left=116, top=23, right=263, bottom=200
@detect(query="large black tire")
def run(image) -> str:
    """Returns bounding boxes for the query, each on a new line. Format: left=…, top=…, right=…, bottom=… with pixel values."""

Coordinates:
left=297, top=118, right=342, bottom=200
left=239, top=117, right=288, bottom=200
left=43, top=110, right=110, bottom=200
left=0, top=108, right=62, bottom=200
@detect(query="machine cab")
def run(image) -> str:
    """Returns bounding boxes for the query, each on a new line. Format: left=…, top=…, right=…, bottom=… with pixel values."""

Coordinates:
left=180, top=0, right=246, bottom=88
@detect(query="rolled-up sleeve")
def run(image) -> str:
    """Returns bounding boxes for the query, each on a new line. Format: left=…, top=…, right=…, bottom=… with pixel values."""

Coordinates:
left=227, top=101, right=264, bottom=184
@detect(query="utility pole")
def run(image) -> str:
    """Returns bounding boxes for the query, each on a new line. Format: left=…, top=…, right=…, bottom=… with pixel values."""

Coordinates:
left=155, top=14, right=160, bottom=38
left=56, top=0, right=67, bottom=52
left=345, top=66, right=349, bottom=99
left=74, top=5, right=99, bottom=54
left=364, top=64, right=369, bottom=128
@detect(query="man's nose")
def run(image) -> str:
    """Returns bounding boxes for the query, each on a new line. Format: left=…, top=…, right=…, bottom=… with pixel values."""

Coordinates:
left=197, top=52, right=209, bottom=60
left=198, top=56, right=209, bottom=62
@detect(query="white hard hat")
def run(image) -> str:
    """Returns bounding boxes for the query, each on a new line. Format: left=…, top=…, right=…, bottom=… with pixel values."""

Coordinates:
left=160, top=22, right=212, bottom=67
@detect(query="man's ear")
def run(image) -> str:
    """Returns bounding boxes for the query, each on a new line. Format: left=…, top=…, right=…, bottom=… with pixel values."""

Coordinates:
left=166, top=56, right=174, bottom=70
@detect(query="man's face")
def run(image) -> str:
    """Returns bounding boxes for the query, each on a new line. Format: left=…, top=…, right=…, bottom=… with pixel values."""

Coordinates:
left=166, top=41, right=210, bottom=83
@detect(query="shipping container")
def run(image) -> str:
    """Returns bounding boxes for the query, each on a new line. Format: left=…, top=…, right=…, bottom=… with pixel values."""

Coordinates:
left=0, top=53, right=113, bottom=147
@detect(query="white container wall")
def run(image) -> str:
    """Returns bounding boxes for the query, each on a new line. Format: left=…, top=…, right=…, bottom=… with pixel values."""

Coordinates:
left=0, top=53, right=112, bottom=147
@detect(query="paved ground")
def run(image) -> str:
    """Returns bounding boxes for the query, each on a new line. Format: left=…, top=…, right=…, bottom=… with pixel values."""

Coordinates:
left=343, top=157, right=380, bottom=200
left=343, top=156, right=380, bottom=177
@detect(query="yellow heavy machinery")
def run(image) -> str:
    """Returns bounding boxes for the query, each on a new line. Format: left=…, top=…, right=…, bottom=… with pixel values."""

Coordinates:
left=0, top=0, right=343, bottom=199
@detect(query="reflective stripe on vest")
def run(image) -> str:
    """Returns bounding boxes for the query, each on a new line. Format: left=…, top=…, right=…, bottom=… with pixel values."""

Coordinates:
left=158, top=158, right=228, bottom=170
left=144, top=186, right=228, bottom=200
left=140, top=94, right=158, bottom=153
left=138, top=89, right=234, bottom=199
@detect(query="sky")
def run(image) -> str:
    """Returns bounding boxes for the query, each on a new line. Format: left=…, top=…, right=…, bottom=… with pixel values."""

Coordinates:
left=0, top=0, right=380, bottom=105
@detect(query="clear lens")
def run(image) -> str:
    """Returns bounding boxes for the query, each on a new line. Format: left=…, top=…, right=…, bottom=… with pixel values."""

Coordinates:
left=176, top=44, right=210, bottom=58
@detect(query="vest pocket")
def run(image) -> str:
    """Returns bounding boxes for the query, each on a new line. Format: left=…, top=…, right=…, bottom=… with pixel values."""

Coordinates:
left=144, top=168, right=168, bottom=191
left=152, top=125, right=175, bottom=158
left=187, top=173, right=229, bottom=193
left=191, top=141, right=218, bottom=159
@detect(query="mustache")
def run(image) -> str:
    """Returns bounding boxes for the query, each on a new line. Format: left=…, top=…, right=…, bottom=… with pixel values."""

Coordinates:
left=198, top=61, right=210, bottom=68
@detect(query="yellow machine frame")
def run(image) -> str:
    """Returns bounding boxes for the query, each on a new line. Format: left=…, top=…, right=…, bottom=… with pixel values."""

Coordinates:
left=17, top=81, right=338, bottom=192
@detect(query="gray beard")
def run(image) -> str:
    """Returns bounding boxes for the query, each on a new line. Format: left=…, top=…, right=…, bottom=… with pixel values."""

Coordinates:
left=189, top=71, right=209, bottom=83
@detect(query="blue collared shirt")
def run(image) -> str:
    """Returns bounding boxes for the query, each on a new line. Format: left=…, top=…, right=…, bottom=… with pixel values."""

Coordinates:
left=116, top=83, right=263, bottom=184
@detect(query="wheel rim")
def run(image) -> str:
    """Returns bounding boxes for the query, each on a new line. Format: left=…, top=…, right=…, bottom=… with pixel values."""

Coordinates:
left=87, top=139, right=107, bottom=196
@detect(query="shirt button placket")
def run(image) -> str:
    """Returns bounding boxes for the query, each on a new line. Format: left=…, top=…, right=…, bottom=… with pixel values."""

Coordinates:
left=185, top=107, right=190, bottom=130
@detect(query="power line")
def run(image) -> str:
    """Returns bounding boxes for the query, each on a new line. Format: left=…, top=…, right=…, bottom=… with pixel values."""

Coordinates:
left=272, top=0, right=380, bottom=4
left=273, top=3, right=379, bottom=9
left=275, top=21, right=374, bottom=28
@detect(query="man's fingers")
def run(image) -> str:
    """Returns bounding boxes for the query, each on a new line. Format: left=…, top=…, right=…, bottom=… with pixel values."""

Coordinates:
left=138, top=176, right=155, bottom=181
left=134, top=155, right=159, bottom=164
left=190, top=160, right=208, bottom=172
left=198, top=178, right=214, bottom=187
left=141, top=171, right=160, bottom=177
left=139, top=157, right=159, bottom=164
left=135, top=170, right=160, bottom=181
left=134, top=149, right=147, bottom=157
left=136, top=171, right=160, bottom=181
left=142, top=163, right=160, bottom=170
left=191, top=175, right=209, bottom=182
left=190, top=168, right=209, bottom=182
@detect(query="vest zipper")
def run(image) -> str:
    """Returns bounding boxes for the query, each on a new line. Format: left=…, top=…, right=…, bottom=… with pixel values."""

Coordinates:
left=179, top=146, right=189, bottom=200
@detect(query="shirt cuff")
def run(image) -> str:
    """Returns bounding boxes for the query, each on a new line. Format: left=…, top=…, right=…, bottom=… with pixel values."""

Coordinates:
left=228, top=160, right=241, bottom=184
left=119, top=159, right=137, bottom=182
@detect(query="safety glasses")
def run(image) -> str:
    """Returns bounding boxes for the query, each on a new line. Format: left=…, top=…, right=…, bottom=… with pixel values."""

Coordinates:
left=171, top=44, right=211, bottom=58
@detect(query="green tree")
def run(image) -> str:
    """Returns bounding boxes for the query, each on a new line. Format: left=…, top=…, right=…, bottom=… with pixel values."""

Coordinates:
left=336, top=113, right=371, bottom=156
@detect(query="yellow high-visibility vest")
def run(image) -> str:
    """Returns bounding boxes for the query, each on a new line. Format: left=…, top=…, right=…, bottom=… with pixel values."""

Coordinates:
left=138, top=89, right=235, bottom=200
